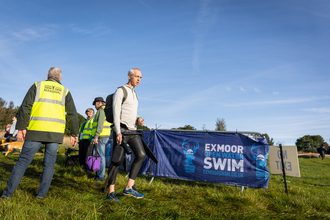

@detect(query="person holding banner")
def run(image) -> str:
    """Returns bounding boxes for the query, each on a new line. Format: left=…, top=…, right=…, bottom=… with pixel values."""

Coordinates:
left=105, top=68, right=157, bottom=202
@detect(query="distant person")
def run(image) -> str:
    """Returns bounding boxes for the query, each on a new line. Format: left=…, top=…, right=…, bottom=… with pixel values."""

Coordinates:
left=106, top=68, right=157, bottom=202
left=5, top=116, right=18, bottom=142
left=317, top=145, right=326, bottom=160
left=1, top=67, right=79, bottom=199
left=78, top=108, right=94, bottom=169
left=86, top=97, right=112, bottom=182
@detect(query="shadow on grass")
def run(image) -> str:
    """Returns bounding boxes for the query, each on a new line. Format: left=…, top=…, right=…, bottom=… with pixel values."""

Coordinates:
left=142, top=174, right=233, bottom=190
left=0, top=153, right=93, bottom=196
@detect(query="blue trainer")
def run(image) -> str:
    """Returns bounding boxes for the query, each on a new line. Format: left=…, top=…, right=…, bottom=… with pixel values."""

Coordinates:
left=122, top=188, right=145, bottom=199
left=107, top=192, right=120, bottom=202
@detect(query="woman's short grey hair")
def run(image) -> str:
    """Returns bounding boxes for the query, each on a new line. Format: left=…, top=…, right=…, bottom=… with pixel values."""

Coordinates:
left=85, top=108, right=94, bottom=115
left=128, top=68, right=140, bottom=77
left=48, top=67, right=62, bottom=80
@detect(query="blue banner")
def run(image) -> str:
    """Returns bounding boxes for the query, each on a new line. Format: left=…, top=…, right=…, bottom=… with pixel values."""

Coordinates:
left=109, top=130, right=269, bottom=189
left=142, top=130, right=269, bottom=189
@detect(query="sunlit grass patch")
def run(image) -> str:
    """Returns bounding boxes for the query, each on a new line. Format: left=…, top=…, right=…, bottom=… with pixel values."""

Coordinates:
left=1, top=147, right=330, bottom=219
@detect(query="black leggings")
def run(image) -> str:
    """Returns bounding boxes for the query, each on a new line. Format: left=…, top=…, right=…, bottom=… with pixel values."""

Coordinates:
left=78, top=139, right=90, bottom=167
left=109, top=134, right=146, bottom=185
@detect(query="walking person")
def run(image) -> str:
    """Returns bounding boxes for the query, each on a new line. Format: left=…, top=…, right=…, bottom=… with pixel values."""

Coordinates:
left=320, top=144, right=327, bottom=160
left=1, top=67, right=79, bottom=199
left=106, top=68, right=157, bottom=202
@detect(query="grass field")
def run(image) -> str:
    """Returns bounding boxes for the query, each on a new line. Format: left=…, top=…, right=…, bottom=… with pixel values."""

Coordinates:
left=1, top=143, right=330, bottom=219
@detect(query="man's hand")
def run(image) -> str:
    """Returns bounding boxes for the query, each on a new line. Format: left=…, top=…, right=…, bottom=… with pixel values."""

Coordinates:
left=117, top=133, right=122, bottom=145
left=17, top=130, right=26, bottom=141
left=138, top=117, right=145, bottom=126
left=71, top=136, right=78, bottom=147
left=93, top=138, right=98, bottom=145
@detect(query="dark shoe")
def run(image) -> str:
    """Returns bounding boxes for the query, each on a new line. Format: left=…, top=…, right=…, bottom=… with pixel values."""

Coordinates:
left=94, top=177, right=105, bottom=182
left=107, top=192, right=120, bottom=202
left=1, top=194, right=11, bottom=199
left=132, top=185, right=138, bottom=191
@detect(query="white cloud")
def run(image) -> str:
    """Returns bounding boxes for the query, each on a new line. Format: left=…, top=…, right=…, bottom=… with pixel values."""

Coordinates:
left=304, top=108, right=330, bottom=113
left=69, top=23, right=112, bottom=36
left=218, top=96, right=330, bottom=107
left=10, top=25, right=58, bottom=41
left=238, top=86, right=245, bottom=92
left=198, top=0, right=212, bottom=23
left=273, top=92, right=279, bottom=95
left=137, top=0, right=156, bottom=12
left=191, top=0, right=217, bottom=75
left=254, top=87, right=260, bottom=92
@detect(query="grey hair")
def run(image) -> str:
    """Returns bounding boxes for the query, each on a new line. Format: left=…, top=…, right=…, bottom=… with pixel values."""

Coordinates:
left=85, top=108, right=94, bottom=115
left=48, top=67, right=62, bottom=80
left=128, top=68, right=140, bottom=77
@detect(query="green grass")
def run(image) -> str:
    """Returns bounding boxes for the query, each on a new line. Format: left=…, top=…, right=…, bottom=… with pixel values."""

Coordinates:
left=1, top=149, right=330, bottom=219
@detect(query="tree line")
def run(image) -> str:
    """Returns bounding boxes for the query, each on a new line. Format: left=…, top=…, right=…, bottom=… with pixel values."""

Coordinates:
left=295, top=135, right=328, bottom=152
left=0, top=98, right=18, bottom=129
left=1, top=97, right=85, bottom=136
left=1, top=98, right=275, bottom=145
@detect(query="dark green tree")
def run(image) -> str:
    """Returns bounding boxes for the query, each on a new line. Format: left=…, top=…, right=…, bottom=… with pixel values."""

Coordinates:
left=136, top=122, right=150, bottom=131
left=65, top=113, right=85, bottom=136
left=172, top=125, right=196, bottom=130
left=295, top=135, right=325, bottom=151
left=0, top=98, right=18, bottom=129
left=262, top=133, right=274, bottom=146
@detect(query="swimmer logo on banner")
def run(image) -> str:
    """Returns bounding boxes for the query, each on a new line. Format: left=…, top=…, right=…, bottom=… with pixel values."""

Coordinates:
left=141, top=130, right=270, bottom=189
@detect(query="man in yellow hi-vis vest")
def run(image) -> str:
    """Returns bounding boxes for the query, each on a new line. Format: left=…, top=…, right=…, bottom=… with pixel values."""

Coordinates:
left=1, top=67, right=79, bottom=199
left=87, top=97, right=111, bottom=181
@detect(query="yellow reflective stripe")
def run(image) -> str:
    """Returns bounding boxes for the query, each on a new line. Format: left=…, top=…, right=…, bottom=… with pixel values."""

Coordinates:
left=38, top=98, right=65, bottom=106
left=34, top=81, right=41, bottom=103
left=28, top=121, right=65, bottom=133
left=30, top=117, right=66, bottom=124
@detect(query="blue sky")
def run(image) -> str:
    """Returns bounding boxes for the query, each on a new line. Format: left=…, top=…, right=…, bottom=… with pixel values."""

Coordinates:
left=1, top=0, right=329, bottom=145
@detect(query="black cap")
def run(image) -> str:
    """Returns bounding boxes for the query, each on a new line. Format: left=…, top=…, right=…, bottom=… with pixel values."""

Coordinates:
left=92, top=97, right=105, bottom=105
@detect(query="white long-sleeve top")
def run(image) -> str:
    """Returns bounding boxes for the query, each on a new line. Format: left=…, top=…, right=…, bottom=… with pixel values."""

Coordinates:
left=113, top=84, right=139, bottom=134
left=9, top=120, right=18, bottom=136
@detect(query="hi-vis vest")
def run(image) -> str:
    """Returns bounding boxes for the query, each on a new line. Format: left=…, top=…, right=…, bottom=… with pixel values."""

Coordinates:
left=92, top=106, right=111, bottom=137
left=79, top=117, right=94, bottom=140
left=28, top=81, right=68, bottom=133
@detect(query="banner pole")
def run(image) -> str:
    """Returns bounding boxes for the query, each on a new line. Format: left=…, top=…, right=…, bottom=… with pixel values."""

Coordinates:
left=279, top=144, right=288, bottom=195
